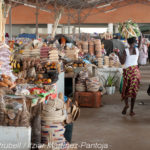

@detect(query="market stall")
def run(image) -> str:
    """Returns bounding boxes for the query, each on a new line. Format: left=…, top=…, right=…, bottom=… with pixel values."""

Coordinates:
left=0, top=36, right=81, bottom=150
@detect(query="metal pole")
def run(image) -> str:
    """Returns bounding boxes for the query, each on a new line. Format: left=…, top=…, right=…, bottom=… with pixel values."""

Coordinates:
left=78, top=9, right=81, bottom=38
left=67, top=10, right=70, bottom=35
left=9, top=7, right=12, bottom=40
left=35, top=0, right=39, bottom=39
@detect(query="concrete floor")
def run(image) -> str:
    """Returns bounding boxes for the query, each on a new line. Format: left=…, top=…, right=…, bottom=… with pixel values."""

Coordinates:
left=72, top=65, right=150, bottom=150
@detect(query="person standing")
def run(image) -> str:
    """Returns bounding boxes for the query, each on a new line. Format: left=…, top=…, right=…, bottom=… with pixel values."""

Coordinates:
left=148, top=44, right=150, bottom=63
left=139, top=38, right=148, bottom=65
left=115, top=37, right=141, bottom=116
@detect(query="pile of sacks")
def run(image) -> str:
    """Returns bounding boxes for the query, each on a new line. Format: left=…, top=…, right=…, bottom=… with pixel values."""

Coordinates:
left=86, top=77, right=100, bottom=92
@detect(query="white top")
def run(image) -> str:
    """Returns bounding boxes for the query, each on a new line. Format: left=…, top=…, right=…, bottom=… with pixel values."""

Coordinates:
left=124, top=48, right=139, bottom=68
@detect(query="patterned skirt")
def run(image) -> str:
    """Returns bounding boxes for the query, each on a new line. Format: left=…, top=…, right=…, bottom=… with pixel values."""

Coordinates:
left=122, top=65, right=141, bottom=100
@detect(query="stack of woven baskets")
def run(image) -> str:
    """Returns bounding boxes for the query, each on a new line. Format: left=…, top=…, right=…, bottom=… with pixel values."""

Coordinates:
left=97, top=58, right=103, bottom=68
left=82, top=41, right=89, bottom=54
left=49, top=46, right=59, bottom=62
left=41, top=98, right=67, bottom=145
left=88, top=41, right=94, bottom=55
left=94, top=39, right=102, bottom=58
left=76, top=70, right=88, bottom=92
left=104, top=56, right=109, bottom=67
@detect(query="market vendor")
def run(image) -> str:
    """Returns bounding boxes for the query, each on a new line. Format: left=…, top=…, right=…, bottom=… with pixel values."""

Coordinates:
left=115, top=37, right=141, bottom=116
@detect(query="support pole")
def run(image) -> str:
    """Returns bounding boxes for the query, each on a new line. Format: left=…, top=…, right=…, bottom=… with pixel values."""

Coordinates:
left=77, top=9, right=81, bottom=38
left=51, top=8, right=63, bottom=38
left=67, top=10, right=70, bottom=35
left=35, top=0, right=39, bottom=39
left=61, top=25, right=64, bottom=34
left=0, top=1, right=10, bottom=42
left=0, top=0, right=3, bottom=41
left=9, top=7, right=12, bottom=40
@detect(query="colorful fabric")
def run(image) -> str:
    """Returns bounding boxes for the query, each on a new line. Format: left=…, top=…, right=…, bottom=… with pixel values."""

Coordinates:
left=122, top=65, right=141, bottom=100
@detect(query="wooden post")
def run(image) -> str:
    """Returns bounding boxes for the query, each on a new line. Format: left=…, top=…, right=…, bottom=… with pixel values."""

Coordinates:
left=51, top=8, right=63, bottom=38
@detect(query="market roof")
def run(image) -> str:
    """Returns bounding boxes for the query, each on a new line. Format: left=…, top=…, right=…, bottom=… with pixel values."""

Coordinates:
left=6, top=0, right=113, bottom=9
left=5, top=0, right=150, bottom=15
left=6, top=2, right=150, bottom=24
left=4, top=0, right=150, bottom=24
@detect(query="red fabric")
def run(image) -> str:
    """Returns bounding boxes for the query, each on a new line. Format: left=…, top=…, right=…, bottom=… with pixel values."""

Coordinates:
left=122, top=65, right=141, bottom=100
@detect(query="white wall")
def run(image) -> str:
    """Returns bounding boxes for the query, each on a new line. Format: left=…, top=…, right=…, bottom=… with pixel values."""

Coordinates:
left=5, top=24, right=109, bottom=37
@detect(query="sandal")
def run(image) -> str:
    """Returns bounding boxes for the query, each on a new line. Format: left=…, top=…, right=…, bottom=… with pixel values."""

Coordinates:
left=122, top=106, right=129, bottom=115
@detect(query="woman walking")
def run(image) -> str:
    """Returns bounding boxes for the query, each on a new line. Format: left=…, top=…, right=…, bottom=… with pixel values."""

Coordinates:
left=115, top=37, right=141, bottom=116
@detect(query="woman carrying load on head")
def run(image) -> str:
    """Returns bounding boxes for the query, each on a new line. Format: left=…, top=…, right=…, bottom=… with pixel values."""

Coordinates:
left=115, top=37, right=141, bottom=116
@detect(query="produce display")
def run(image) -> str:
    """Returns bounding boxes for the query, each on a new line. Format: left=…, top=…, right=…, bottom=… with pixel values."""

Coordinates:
left=118, top=20, right=141, bottom=39
left=0, top=74, right=15, bottom=88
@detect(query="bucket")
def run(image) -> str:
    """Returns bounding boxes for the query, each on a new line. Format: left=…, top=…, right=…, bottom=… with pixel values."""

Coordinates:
left=106, top=86, right=115, bottom=95
left=112, top=86, right=116, bottom=94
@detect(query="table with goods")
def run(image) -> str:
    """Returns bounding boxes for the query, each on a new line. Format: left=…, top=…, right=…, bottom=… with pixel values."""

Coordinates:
left=0, top=39, right=80, bottom=150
